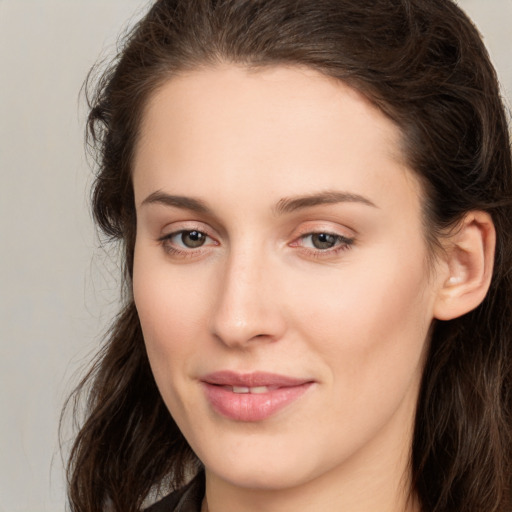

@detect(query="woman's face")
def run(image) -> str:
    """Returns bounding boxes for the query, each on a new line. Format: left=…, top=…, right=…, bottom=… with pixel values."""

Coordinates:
left=132, top=65, right=443, bottom=493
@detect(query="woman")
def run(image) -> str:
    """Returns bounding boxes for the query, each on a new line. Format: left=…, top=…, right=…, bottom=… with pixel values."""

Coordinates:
left=66, top=0, right=512, bottom=511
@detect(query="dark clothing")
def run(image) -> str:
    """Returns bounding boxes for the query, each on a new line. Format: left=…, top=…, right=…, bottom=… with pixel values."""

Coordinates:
left=145, top=472, right=205, bottom=512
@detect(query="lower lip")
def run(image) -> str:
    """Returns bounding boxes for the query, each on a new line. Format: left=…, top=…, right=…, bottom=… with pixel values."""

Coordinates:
left=201, top=382, right=313, bottom=422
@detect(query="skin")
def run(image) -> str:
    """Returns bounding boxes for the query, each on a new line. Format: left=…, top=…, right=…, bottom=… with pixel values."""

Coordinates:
left=131, top=65, right=448, bottom=512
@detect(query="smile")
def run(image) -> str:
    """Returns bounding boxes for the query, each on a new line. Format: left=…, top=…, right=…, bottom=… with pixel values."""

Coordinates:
left=201, top=371, right=314, bottom=422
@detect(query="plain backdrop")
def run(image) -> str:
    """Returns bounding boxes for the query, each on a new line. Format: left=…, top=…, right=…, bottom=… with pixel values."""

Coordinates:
left=0, top=1, right=510, bottom=511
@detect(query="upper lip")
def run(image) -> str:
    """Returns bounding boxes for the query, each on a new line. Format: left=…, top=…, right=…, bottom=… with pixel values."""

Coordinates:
left=201, top=370, right=313, bottom=388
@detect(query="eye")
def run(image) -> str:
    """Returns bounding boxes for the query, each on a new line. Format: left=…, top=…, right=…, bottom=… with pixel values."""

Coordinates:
left=290, top=230, right=355, bottom=258
left=159, top=228, right=217, bottom=256
left=307, top=233, right=339, bottom=250
left=300, top=232, right=353, bottom=251
left=174, top=230, right=208, bottom=248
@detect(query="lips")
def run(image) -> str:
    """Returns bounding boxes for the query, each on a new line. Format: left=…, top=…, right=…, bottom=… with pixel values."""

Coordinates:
left=201, top=371, right=314, bottom=422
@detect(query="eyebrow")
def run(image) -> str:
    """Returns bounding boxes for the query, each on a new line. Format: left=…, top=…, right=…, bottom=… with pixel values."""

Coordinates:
left=140, top=191, right=211, bottom=213
left=140, top=190, right=377, bottom=215
left=273, top=190, right=378, bottom=215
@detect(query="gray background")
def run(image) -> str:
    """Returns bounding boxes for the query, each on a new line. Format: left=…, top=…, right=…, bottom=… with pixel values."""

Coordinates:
left=0, top=1, right=510, bottom=511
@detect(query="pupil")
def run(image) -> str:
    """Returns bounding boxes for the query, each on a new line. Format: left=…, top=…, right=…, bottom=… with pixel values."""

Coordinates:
left=182, top=231, right=205, bottom=248
left=312, top=233, right=336, bottom=249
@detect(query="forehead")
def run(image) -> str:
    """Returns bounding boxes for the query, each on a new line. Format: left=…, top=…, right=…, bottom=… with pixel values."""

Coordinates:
left=133, top=64, right=421, bottom=218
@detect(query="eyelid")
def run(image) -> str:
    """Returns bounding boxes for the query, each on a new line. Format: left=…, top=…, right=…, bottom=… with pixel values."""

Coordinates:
left=290, top=221, right=356, bottom=240
left=158, top=220, right=216, bottom=240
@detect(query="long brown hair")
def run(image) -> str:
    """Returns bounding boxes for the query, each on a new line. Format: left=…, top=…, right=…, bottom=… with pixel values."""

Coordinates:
left=65, top=1, right=512, bottom=510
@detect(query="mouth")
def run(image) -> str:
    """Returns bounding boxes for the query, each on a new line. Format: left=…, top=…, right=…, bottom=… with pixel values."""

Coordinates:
left=200, top=371, right=314, bottom=422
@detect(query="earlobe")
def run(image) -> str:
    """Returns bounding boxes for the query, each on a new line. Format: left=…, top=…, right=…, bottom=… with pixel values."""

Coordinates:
left=433, top=211, right=495, bottom=321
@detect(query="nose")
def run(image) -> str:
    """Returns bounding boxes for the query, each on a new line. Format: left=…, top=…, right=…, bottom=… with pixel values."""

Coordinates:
left=210, top=248, right=287, bottom=349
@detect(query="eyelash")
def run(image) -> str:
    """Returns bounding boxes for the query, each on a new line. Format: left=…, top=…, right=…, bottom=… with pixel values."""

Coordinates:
left=158, top=229, right=355, bottom=259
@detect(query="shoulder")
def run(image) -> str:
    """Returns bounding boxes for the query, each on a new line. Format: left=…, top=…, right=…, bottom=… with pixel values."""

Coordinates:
left=144, top=472, right=205, bottom=512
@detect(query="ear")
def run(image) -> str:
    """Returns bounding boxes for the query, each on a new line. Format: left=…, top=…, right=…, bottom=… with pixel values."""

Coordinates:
left=433, top=211, right=496, bottom=321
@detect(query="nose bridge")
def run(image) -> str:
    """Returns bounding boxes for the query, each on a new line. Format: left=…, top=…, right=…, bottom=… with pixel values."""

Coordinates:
left=210, top=241, right=284, bottom=348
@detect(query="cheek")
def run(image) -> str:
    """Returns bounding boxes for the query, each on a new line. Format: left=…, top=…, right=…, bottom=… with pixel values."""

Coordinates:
left=291, top=244, right=433, bottom=401
left=132, top=248, right=209, bottom=381
left=286, top=263, right=432, bottom=466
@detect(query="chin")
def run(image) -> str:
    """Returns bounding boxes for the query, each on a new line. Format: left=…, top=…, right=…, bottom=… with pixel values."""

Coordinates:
left=213, top=464, right=312, bottom=491
left=200, top=441, right=324, bottom=491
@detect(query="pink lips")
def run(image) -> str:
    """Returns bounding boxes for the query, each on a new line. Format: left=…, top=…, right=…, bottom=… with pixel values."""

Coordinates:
left=201, top=371, right=314, bottom=422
